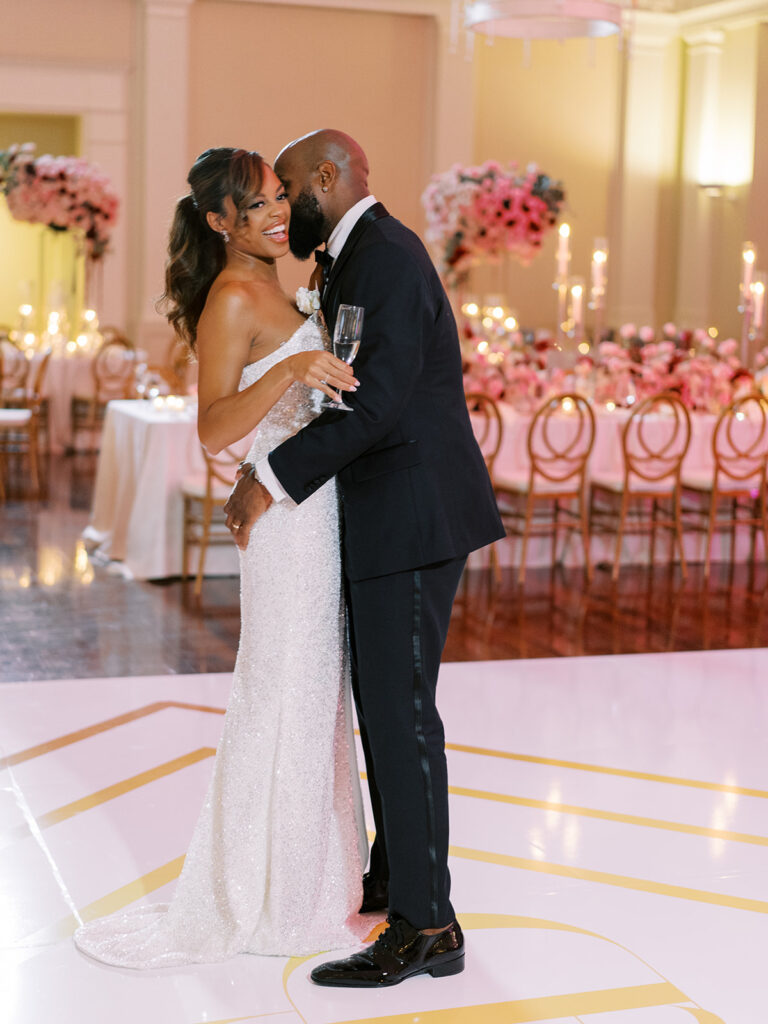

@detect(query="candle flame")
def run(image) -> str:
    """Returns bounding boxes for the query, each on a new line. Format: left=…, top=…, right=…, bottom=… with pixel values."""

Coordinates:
left=559, top=223, right=570, bottom=239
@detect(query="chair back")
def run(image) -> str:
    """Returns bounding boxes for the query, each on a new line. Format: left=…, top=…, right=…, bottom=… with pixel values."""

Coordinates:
left=527, top=392, right=596, bottom=487
left=165, top=335, right=192, bottom=393
left=92, top=334, right=136, bottom=401
left=29, top=348, right=52, bottom=399
left=622, top=391, right=691, bottom=485
left=0, top=336, right=31, bottom=398
left=466, top=391, right=503, bottom=478
left=199, top=439, right=253, bottom=503
left=711, top=392, right=768, bottom=485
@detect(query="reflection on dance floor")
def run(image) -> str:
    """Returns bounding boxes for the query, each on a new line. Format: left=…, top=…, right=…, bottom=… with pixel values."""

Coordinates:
left=2, top=651, right=767, bottom=1022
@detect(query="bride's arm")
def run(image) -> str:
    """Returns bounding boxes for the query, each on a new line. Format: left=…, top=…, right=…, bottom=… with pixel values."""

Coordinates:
left=196, top=284, right=356, bottom=455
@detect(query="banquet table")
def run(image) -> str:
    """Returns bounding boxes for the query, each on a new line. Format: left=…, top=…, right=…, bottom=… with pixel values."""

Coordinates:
left=84, top=399, right=242, bottom=580
left=472, top=401, right=761, bottom=568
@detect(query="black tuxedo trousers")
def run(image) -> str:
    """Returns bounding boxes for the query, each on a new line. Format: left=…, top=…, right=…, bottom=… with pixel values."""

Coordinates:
left=346, top=555, right=465, bottom=929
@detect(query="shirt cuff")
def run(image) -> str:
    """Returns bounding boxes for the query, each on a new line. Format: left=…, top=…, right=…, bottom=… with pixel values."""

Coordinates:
left=256, top=455, right=288, bottom=503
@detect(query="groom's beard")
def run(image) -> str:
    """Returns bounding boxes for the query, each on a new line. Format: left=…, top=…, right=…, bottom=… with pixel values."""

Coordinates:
left=288, top=187, right=331, bottom=260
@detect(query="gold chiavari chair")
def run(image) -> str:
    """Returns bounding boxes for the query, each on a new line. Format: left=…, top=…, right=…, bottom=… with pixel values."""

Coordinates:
left=0, top=335, right=31, bottom=403
left=495, top=393, right=596, bottom=584
left=590, top=391, right=691, bottom=582
left=681, top=392, right=768, bottom=579
left=466, top=391, right=504, bottom=581
left=70, top=332, right=136, bottom=451
left=182, top=443, right=242, bottom=598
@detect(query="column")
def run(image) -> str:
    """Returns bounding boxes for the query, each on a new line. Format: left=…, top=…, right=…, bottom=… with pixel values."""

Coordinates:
left=673, top=29, right=725, bottom=329
left=608, top=17, right=681, bottom=327
left=131, top=0, right=193, bottom=356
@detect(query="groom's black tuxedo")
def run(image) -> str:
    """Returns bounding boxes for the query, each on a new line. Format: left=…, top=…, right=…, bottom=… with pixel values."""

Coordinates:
left=269, top=203, right=503, bottom=930
left=269, top=204, right=504, bottom=580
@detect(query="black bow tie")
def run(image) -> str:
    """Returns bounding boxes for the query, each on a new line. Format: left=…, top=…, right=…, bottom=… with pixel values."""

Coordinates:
left=314, top=248, right=334, bottom=289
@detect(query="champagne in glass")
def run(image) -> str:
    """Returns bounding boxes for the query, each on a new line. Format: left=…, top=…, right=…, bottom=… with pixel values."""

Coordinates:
left=322, top=303, right=364, bottom=412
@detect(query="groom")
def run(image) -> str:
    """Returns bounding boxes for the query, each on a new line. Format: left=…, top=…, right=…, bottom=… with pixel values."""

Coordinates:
left=224, top=129, right=504, bottom=986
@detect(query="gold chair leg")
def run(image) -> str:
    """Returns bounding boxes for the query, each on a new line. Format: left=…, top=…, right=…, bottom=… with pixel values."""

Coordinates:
left=674, top=487, right=687, bottom=580
left=580, top=489, right=592, bottom=582
left=518, top=493, right=535, bottom=585
left=612, top=491, right=629, bottom=582
left=28, top=422, right=40, bottom=498
left=181, top=500, right=192, bottom=582
left=759, top=484, right=768, bottom=566
left=551, top=499, right=559, bottom=566
left=195, top=500, right=214, bottom=597
left=704, top=488, right=718, bottom=580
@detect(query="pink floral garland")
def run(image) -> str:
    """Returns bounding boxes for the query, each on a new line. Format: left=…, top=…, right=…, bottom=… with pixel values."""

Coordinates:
left=422, top=160, right=565, bottom=287
left=0, top=143, right=119, bottom=259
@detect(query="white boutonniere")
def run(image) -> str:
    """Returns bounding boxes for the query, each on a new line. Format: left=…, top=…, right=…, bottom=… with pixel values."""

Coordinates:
left=296, top=286, right=321, bottom=316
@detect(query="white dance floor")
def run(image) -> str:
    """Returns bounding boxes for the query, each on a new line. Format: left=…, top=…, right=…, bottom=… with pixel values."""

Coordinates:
left=1, top=651, right=767, bottom=1023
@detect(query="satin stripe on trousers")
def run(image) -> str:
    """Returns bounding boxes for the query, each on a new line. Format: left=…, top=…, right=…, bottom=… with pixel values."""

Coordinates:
left=346, top=555, right=466, bottom=930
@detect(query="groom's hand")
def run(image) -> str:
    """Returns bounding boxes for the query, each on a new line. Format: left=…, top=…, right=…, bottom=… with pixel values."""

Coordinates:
left=224, top=464, right=273, bottom=550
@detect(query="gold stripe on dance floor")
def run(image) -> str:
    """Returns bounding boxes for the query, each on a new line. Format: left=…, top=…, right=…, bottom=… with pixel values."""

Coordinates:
left=446, top=782, right=768, bottom=847
left=1, top=748, right=217, bottom=844
left=333, top=981, right=691, bottom=1023
left=444, top=741, right=768, bottom=799
left=0, top=701, right=225, bottom=768
left=449, top=843, right=768, bottom=915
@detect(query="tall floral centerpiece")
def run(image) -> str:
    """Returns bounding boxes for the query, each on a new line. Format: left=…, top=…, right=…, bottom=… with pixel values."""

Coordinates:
left=0, top=143, right=119, bottom=348
left=421, top=160, right=565, bottom=289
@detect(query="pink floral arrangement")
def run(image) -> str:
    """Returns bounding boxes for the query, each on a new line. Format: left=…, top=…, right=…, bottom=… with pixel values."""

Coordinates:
left=422, top=160, right=565, bottom=287
left=0, top=143, right=119, bottom=259
left=463, top=329, right=565, bottom=410
left=591, top=323, right=753, bottom=412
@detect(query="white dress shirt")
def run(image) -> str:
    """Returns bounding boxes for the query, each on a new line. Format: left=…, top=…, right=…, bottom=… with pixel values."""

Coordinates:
left=256, top=194, right=379, bottom=502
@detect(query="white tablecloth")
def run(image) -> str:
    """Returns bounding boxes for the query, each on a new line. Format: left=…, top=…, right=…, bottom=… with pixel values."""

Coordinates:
left=84, top=399, right=240, bottom=580
left=474, top=401, right=761, bottom=568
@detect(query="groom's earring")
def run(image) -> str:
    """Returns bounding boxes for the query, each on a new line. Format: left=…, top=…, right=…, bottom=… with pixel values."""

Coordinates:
left=220, top=229, right=230, bottom=243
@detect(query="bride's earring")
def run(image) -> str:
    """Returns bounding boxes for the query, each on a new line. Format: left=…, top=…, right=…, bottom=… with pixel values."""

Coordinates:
left=322, top=186, right=328, bottom=193
left=221, top=229, right=230, bottom=243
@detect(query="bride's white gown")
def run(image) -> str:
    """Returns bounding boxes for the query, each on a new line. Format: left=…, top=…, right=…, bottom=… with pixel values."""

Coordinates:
left=74, top=316, right=371, bottom=967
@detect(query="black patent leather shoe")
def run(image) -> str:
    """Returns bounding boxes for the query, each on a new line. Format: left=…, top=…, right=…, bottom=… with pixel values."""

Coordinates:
left=310, top=913, right=464, bottom=987
left=360, top=873, right=389, bottom=913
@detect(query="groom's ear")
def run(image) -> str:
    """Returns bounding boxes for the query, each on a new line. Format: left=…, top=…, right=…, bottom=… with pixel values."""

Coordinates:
left=317, top=160, right=337, bottom=192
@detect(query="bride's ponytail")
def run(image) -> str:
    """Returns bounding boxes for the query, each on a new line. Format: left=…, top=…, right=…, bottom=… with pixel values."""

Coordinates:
left=159, top=147, right=264, bottom=352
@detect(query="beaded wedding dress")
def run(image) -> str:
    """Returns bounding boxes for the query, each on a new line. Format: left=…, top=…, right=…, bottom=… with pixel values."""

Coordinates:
left=74, top=315, right=370, bottom=967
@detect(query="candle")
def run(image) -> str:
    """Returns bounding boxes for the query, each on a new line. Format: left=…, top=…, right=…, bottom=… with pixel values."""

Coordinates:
left=752, top=275, right=766, bottom=332
left=557, top=223, right=571, bottom=281
left=742, top=242, right=756, bottom=297
left=570, top=278, right=584, bottom=338
left=591, top=238, right=608, bottom=302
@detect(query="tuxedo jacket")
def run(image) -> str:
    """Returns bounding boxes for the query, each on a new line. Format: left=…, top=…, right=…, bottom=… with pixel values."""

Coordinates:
left=269, top=203, right=505, bottom=582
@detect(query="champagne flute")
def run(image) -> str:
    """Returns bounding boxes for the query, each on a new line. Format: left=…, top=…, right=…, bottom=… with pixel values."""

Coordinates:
left=322, top=304, right=364, bottom=412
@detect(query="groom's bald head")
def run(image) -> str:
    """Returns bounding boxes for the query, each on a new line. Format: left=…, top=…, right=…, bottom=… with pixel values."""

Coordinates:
left=274, top=130, right=370, bottom=254
left=275, top=129, right=369, bottom=196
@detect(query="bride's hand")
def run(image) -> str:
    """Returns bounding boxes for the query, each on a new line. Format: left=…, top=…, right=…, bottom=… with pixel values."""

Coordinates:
left=286, top=351, right=358, bottom=403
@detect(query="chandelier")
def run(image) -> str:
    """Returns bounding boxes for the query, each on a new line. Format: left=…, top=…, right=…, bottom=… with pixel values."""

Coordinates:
left=460, top=1, right=626, bottom=40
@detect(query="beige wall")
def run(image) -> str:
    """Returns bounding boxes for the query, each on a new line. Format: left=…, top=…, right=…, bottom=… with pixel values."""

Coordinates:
left=188, top=0, right=436, bottom=297
left=471, top=35, right=620, bottom=330
left=0, top=0, right=134, bottom=66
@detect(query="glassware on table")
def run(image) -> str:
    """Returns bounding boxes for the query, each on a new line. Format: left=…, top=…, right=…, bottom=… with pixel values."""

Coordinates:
left=322, top=303, right=364, bottom=412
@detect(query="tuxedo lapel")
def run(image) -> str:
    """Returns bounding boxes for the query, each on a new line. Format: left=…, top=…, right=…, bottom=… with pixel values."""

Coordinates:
left=323, top=202, right=389, bottom=323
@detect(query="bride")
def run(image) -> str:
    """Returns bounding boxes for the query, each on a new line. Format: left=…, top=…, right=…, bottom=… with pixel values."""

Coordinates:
left=74, top=146, right=372, bottom=967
